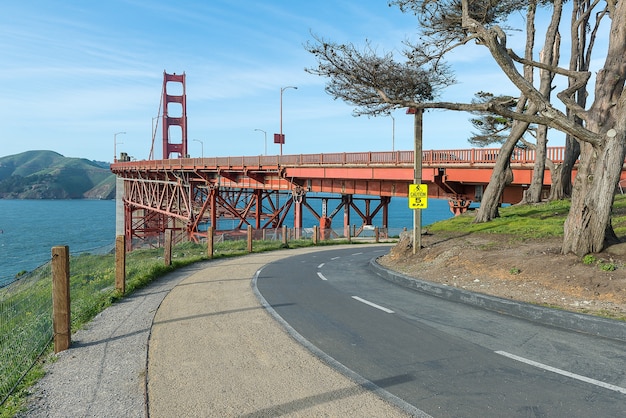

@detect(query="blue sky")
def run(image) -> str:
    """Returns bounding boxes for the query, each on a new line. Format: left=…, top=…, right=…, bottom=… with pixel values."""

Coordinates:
left=0, top=1, right=572, bottom=162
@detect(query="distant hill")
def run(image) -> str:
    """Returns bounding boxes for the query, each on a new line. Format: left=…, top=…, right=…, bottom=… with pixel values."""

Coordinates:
left=0, top=151, right=116, bottom=199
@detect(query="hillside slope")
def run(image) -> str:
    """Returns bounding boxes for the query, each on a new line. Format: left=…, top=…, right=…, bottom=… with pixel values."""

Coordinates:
left=0, top=150, right=115, bottom=199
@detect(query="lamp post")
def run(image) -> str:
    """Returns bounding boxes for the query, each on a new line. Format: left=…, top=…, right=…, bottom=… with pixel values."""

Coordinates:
left=193, top=139, right=204, bottom=158
left=254, top=129, right=267, bottom=155
left=390, top=114, right=395, bottom=152
left=114, top=131, right=126, bottom=162
left=279, top=86, right=297, bottom=156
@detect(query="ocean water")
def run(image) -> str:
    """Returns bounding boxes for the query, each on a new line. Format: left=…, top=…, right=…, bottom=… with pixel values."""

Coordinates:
left=0, top=200, right=117, bottom=287
left=0, top=197, right=454, bottom=287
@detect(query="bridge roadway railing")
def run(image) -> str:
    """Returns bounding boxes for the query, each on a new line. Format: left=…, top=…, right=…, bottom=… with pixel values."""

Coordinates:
left=114, top=146, right=568, bottom=171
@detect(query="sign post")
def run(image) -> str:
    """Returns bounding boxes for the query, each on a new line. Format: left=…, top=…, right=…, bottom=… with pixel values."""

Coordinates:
left=409, top=108, right=424, bottom=254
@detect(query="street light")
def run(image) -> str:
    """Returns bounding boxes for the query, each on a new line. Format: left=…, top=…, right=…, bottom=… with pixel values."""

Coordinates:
left=114, top=131, right=126, bottom=162
left=390, top=114, right=395, bottom=152
left=279, top=85, right=297, bottom=156
left=193, top=139, right=204, bottom=158
left=254, top=129, right=267, bottom=155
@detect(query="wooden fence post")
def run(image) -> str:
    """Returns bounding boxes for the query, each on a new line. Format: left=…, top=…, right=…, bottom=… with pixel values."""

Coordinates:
left=282, top=226, right=287, bottom=246
left=247, top=225, right=253, bottom=253
left=313, top=226, right=318, bottom=245
left=52, top=246, right=71, bottom=353
left=207, top=226, right=214, bottom=259
left=115, top=235, right=126, bottom=294
left=375, top=227, right=380, bottom=243
left=164, top=229, right=172, bottom=266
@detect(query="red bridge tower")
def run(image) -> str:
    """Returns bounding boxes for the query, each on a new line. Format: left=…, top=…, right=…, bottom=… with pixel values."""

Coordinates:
left=162, top=71, right=188, bottom=159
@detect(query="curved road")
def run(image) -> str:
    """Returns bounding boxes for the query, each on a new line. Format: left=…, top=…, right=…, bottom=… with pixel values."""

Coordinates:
left=255, top=245, right=626, bottom=417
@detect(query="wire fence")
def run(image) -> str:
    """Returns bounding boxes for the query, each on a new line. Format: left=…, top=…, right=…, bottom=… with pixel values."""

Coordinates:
left=0, top=226, right=407, bottom=407
left=0, top=262, right=54, bottom=407
left=0, top=243, right=115, bottom=407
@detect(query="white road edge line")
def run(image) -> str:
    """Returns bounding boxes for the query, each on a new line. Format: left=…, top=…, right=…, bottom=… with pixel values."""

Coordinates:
left=331, top=256, right=340, bottom=260
left=352, top=296, right=395, bottom=314
left=317, top=263, right=325, bottom=268
left=317, top=272, right=327, bottom=281
left=352, top=252, right=363, bottom=256
left=495, top=350, right=626, bottom=395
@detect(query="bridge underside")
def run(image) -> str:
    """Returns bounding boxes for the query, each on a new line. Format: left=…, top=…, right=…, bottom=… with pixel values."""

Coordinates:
left=119, top=173, right=406, bottom=250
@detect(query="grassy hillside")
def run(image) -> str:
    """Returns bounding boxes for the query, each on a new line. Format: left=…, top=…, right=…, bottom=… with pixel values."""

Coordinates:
left=427, top=194, right=626, bottom=239
left=0, top=151, right=115, bottom=199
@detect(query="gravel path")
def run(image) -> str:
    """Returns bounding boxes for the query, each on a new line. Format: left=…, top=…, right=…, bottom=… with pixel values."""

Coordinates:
left=20, top=246, right=418, bottom=417
left=19, top=262, right=203, bottom=417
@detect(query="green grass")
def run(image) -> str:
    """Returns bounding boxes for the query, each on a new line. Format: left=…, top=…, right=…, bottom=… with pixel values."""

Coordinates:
left=428, top=195, right=626, bottom=241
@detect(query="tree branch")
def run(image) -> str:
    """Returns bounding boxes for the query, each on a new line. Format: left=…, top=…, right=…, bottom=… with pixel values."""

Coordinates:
left=459, top=0, right=600, bottom=146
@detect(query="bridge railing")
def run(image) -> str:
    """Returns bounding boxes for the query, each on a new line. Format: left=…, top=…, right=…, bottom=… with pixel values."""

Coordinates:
left=112, top=146, right=569, bottom=170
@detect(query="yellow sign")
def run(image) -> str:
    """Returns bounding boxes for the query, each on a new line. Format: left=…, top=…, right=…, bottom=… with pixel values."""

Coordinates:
left=408, top=184, right=428, bottom=209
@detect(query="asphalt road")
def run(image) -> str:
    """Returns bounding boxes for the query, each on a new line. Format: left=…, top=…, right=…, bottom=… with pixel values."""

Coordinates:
left=255, top=245, right=626, bottom=418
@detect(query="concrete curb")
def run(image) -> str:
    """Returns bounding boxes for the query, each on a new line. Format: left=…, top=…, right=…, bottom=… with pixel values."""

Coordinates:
left=370, top=258, right=626, bottom=343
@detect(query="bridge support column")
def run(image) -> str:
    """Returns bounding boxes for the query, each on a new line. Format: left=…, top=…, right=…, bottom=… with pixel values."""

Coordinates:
left=320, top=198, right=331, bottom=240
left=209, top=189, right=217, bottom=231
left=320, top=216, right=332, bottom=241
left=343, top=195, right=351, bottom=238
left=364, top=200, right=372, bottom=225
left=254, top=189, right=262, bottom=229
left=449, top=198, right=471, bottom=216
left=381, top=196, right=390, bottom=237
left=124, top=205, right=133, bottom=252
left=294, top=195, right=303, bottom=239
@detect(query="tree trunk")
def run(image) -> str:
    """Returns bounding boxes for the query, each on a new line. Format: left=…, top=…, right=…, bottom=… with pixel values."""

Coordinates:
left=524, top=0, right=559, bottom=204
left=475, top=102, right=535, bottom=222
left=562, top=137, right=625, bottom=255
left=473, top=136, right=516, bottom=222
left=551, top=0, right=590, bottom=200
left=549, top=136, right=579, bottom=200
left=522, top=125, right=547, bottom=203
left=561, top=2, right=626, bottom=255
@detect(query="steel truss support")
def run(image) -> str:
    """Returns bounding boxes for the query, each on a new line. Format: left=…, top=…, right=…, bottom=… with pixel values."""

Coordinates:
left=120, top=174, right=392, bottom=249
left=300, top=194, right=390, bottom=239
left=121, top=174, right=299, bottom=249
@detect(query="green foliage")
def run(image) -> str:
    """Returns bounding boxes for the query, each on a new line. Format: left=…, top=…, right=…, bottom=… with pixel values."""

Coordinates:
left=509, top=267, right=521, bottom=275
left=582, top=254, right=597, bottom=265
left=599, top=262, right=617, bottom=272
left=0, top=362, right=46, bottom=418
left=611, top=195, right=626, bottom=237
left=468, top=91, right=522, bottom=147
left=581, top=253, right=618, bottom=272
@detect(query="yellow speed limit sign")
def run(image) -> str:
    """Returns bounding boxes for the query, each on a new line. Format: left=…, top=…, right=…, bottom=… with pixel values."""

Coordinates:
left=408, top=184, right=428, bottom=209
